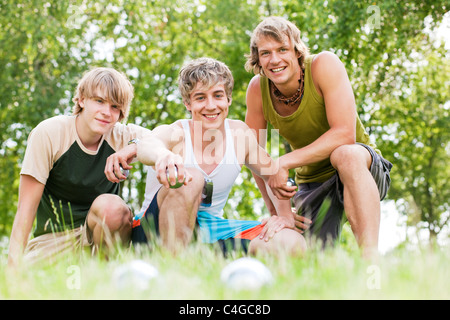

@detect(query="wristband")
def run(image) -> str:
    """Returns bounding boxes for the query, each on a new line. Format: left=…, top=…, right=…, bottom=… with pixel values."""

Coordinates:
left=128, top=138, right=139, bottom=145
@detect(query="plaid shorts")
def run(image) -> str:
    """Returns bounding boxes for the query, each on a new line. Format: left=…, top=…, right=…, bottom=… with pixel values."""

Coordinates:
left=292, top=143, right=393, bottom=245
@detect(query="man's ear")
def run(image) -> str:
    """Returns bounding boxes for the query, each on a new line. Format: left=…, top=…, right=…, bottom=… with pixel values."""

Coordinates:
left=79, top=96, right=85, bottom=108
left=184, top=99, right=191, bottom=112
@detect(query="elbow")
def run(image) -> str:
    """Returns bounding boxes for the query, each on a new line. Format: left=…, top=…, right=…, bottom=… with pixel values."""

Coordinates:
left=335, top=127, right=356, bottom=146
left=136, top=140, right=154, bottom=165
left=345, top=130, right=356, bottom=145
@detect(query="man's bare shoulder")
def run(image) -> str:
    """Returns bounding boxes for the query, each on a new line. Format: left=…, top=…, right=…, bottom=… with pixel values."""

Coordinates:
left=312, top=51, right=345, bottom=74
left=312, top=51, right=342, bottom=63
left=151, top=120, right=185, bottom=143
left=228, top=119, right=252, bottom=132
left=245, top=75, right=266, bottom=129
left=246, top=74, right=262, bottom=96
left=311, top=51, right=348, bottom=94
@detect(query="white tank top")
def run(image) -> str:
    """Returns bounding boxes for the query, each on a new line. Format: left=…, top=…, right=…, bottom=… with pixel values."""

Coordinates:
left=141, top=119, right=242, bottom=218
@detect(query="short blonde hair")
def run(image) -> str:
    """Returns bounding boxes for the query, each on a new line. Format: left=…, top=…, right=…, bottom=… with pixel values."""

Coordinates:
left=72, top=67, right=134, bottom=121
left=178, top=57, right=234, bottom=105
left=245, top=16, right=310, bottom=76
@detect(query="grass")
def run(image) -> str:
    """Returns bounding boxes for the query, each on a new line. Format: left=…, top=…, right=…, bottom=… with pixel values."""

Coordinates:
left=1, top=230, right=449, bottom=300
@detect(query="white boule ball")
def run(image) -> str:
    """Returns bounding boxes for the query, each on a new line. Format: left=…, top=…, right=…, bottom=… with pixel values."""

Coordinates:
left=220, top=257, right=273, bottom=291
left=113, top=259, right=159, bottom=291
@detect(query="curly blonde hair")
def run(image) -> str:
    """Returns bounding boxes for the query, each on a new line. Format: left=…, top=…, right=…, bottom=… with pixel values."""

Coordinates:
left=245, top=16, right=310, bottom=76
left=72, top=67, right=134, bottom=121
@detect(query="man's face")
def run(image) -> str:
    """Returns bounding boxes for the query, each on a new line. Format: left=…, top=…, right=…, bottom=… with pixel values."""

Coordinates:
left=185, top=82, right=231, bottom=131
left=256, top=34, right=301, bottom=85
left=78, top=89, right=121, bottom=136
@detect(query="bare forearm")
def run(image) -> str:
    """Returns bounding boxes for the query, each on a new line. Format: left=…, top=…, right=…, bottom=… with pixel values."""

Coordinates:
left=252, top=173, right=277, bottom=216
left=264, top=180, right=294, bottom=223
left=8, top=211, right=35, bottom=267
left=137, top=138, right=172, bottom=166
left=253, top=172, right=294, bottom=224
left=280, top=127, right=355, bottom=170
left=136, top=124, right=182, bottom=167
left=8, top=175, right=43, bottom=267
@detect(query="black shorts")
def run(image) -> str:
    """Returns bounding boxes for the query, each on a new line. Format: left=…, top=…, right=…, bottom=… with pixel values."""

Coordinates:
left=292, top=143, right=393, bottom=246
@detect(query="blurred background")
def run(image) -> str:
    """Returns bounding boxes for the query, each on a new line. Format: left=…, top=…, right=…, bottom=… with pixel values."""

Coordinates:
left=0, top=0, right=448, bottom=253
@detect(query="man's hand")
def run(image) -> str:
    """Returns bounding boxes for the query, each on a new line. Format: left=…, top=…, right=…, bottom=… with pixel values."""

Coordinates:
left=292, top=209, right=312, bottom=234
left=105, top=144, right=137, bottom=183
left=154, top=151, right=192, bottom=189
left=258, top=215, right=295, bottom=242
left=267, top=159, right=297, bottom=200
left=258, top=208, right=312, bottom=241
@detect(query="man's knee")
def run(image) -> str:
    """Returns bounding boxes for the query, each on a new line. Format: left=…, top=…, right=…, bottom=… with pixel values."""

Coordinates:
left=88, top=194, right=132, bottom=236
left=249, top=229, right=307, bottom=256
left=159, top=168, right=204, bottom=204
left=330, top=144, right=371, bottom=173
left=156, top=168, right=205, bottom=246
left=186, top=168, right=205, bottom=195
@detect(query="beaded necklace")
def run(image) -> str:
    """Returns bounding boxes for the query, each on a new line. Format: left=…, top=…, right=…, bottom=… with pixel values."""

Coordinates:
left=270, top=67, right=305, bottom=106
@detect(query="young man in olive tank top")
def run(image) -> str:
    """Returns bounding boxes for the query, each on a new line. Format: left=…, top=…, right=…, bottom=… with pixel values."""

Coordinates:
left=245, top=17, right=392, bottom=259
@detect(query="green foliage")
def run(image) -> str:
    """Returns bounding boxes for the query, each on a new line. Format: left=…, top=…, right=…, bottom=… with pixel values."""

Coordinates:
left=0, top=0, right=94, bottom=234
left=374, top=40, right=450, bottom=239
left=0, top=0, right=448, bottom=241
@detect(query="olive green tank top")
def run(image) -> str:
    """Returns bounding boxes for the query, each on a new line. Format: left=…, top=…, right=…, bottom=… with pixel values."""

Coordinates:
left=261, top=54, right=380, bottom=184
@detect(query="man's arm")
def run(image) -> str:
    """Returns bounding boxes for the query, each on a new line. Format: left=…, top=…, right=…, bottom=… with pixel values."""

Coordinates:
left=8, top=175, right=45, bottom=268
left=245, top=75, right=279, bottom=215
left=104, top=124, right=152, bottom=183
left=268, top=52, right=357, bottom=199
left=244, top=77, right=308, bottom=239
left=136, top=123, right=191, bottom=189
left=104, top=143, right=139, bottom=183
left=238, top=119, right=296, bottom=198
left=239, top=118, right=303, bottom=237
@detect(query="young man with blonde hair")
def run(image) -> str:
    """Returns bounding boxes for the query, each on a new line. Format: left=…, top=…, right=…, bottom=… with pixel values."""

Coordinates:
left=245, top=17, right=393, bottom=258
left=124, top=57, right=306, bottom=255
left=8, top=67, right=150, bottom=267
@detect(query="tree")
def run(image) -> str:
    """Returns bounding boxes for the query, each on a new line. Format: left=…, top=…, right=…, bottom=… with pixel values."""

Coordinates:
left=374, top=38, right=449, bottom=241
left=0, top=0, right=94, bottom=234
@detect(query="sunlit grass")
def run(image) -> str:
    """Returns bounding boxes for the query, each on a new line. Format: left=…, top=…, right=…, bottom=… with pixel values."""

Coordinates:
left=1, top=232, right=449, bottom=300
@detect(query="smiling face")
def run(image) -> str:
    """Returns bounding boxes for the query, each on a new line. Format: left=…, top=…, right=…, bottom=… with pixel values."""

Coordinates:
left=72, top=67, right=133, bottom=122
left=256, top=34, right=301, bottom=87
left=185, top=82, right=231, bottom=131
left=245, top=17, right=309, bottom=77
left=76, top=89, right=121, bottom=146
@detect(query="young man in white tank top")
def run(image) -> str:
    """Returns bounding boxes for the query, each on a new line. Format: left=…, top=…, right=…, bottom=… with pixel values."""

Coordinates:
left=130, top=58, right=307, bottom=255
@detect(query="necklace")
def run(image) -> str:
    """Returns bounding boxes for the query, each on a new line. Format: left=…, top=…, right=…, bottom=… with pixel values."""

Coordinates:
left=270, top=68, right=305, bottom=107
